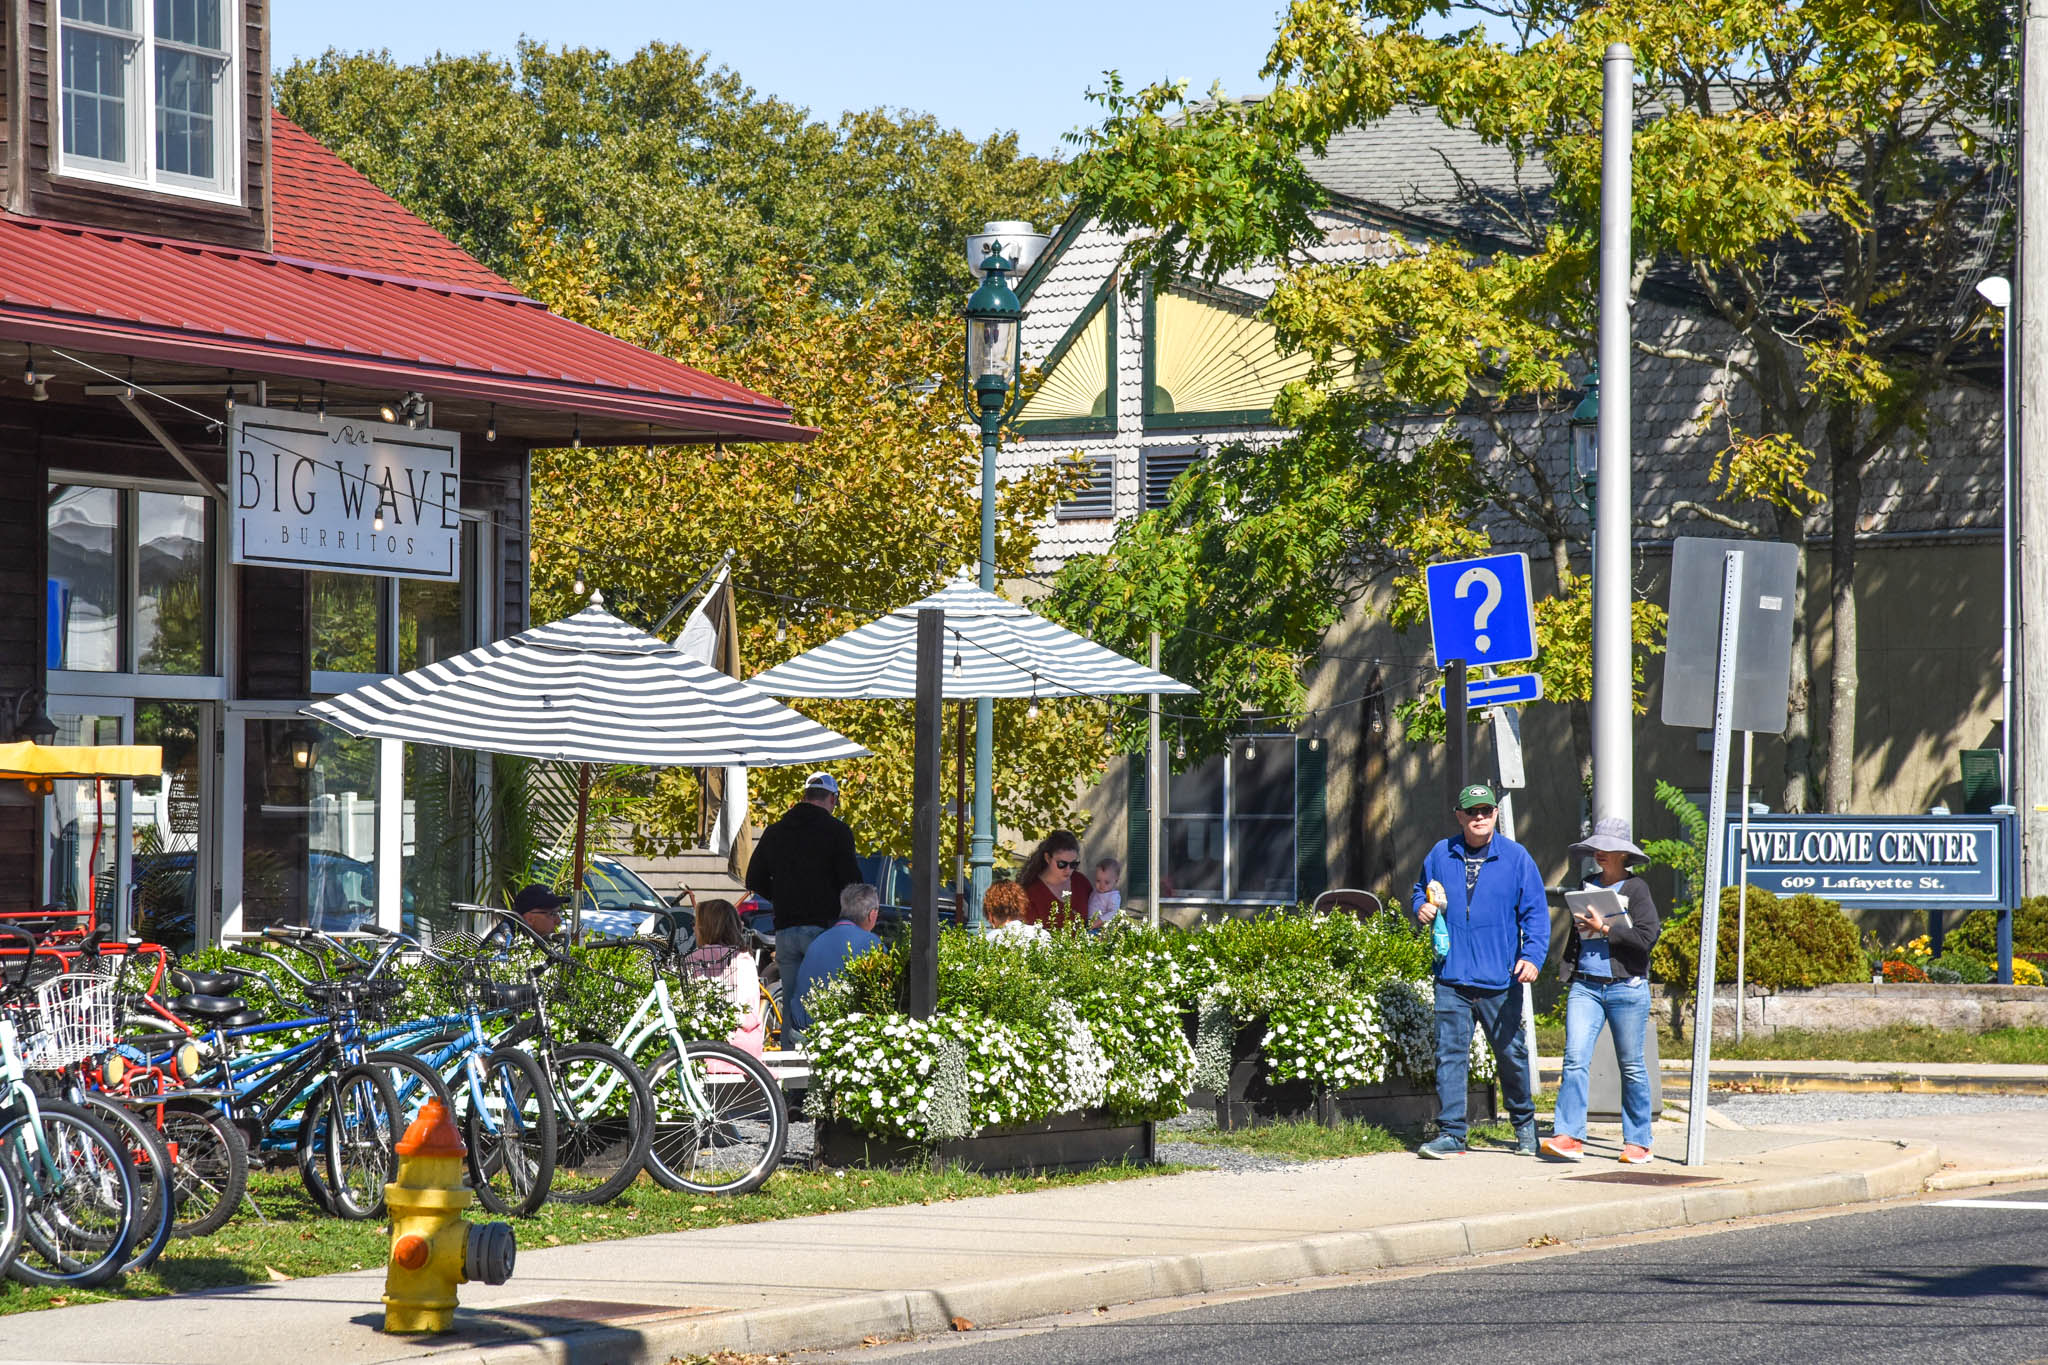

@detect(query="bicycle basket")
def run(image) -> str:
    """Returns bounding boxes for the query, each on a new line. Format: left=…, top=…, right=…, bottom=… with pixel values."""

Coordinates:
left=22, top=972, right=117, bottom=1069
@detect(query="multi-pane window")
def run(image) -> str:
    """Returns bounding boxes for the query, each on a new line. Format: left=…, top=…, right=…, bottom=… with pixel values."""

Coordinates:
left=57, top=0, right=235, bottom=198
left=47, top=481, right=215, bottom=676
left=1161, top=739, right=1299, bottom=903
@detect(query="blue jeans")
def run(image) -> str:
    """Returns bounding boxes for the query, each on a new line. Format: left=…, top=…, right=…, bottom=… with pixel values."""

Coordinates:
left=1552, top=977, right=1654, bottom=1148
left=1433, top=981, right=1535, bottom=1144
left=774, top=923, right=827, bottom=1044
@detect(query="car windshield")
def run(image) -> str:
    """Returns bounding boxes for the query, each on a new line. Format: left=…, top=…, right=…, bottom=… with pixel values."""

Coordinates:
left=533, top=858, right=664, bottom=911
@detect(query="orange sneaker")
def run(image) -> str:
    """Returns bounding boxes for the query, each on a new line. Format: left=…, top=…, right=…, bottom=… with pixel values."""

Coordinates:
left=1619, top=1144, right=1653, bottom=1164
left=1539, top=1135, right=1585, bottom=1162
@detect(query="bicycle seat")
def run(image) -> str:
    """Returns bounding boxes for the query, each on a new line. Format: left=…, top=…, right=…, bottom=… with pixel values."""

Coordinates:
left=210, top=1011, right=263, bottom=1030
left=173, top=969, right=238, bottom=997
left=171, top=993, right=249, bottom=1019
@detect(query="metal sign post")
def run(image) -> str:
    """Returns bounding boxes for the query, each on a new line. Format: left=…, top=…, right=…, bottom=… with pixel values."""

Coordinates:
left=1446, top=661, right=1468, bottom=828
left=1686, top=550, right=1744, bottom=1167
left=1735, top=731, right=1754, bottom=1044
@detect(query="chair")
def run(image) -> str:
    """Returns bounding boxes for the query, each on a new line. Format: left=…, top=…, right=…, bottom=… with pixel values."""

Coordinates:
left=1311, top=889, right=1385, bottom=923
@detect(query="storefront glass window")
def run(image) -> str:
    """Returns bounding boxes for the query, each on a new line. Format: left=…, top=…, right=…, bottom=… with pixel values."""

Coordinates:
left=136, top=491, right=210, bottom=675
left=133, top=700, right=204, bottom=954
left=1163, top=740, right=1298, bottom=904
left=310, top=572, right=385, bottom=674
left=45, top=713, right=122, bottom=920
left=47, top=484, right=122, bottom=671
left=241, top=719, right=379, bottom=933
left=1165, top=756, right=1225, bottom=899
left=403, top=743, right=473, bottom=940
left=400, top=576, right=465, bottom=671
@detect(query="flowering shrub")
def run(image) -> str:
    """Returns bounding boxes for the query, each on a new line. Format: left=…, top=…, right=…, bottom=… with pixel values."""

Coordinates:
left=1263, top=991, right=1386, bottom=1089
left=1883, top=959, right=1930, bottom=983
left=2016, top=958, right=2044, bottom=987
left=1376, top=979, right=1437, bottom=1085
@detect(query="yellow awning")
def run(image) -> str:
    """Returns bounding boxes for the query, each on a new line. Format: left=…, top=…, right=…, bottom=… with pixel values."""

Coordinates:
left=0, top=741, right=163, bottom=781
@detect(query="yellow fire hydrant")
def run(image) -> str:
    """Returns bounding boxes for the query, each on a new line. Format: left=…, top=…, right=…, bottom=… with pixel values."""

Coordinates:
left=382, top=1098, right=516, bottom=1333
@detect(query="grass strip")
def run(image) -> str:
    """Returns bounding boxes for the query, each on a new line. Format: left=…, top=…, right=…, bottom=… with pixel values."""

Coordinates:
left=1537, top=1022, right=2048, bottom=1065
left=1182, top=1118, right=1407, bottom=1161
left=0, top=1159, right=1181, bottom=1316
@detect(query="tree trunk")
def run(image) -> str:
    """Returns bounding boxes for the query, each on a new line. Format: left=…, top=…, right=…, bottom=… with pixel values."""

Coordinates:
left=1774, top=503, right=1814, bottom=813
left=1823, top=406, right=1862, bottom=812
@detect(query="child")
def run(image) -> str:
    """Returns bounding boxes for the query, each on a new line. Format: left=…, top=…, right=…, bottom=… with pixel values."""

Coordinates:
left=680, top=898, right=765, bottom=1057
left=983, top=879, right=1046, bottom=943
left=1088, top=857, right=1123, bottom=927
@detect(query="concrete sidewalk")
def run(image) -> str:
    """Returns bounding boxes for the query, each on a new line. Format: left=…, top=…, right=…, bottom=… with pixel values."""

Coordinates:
left=1533, top=1057, right=2048, bottom=1094
left=0, top=1120, right=1957, bottom=1365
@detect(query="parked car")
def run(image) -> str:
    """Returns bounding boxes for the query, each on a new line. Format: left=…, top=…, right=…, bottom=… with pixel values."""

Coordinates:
left=526, top=854, right=682, bottom=939
left=855, top=853, right=959, bottom=938
left=130, top=849, right=412, bottom=945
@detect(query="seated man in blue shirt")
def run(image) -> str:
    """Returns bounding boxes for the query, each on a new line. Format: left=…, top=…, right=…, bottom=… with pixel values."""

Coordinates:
left=783, top=882, right=881, bottom=1047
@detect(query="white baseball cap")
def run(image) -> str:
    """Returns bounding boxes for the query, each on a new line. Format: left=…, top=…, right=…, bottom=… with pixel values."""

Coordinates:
left=803, top=772, right=840, bottom=796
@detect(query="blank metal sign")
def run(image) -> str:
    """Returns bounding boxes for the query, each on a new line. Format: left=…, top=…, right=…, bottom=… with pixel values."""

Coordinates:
left=1660, top=536, right=1800, bottom=736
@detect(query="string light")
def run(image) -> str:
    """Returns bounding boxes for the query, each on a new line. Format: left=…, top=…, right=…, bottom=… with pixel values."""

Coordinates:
left=572, top=565, right=588, bottom=597
left=775, top=614, right=788, bottom=643
left=224, top=371, right=235, bottom=414
left=373, top=511, right=385, bottom=532
left=1026, top=678, right=1040, bottom=720
left=571, top=417, right=582, bottom=449
left=485, top=403, right=497, bottom=443
left=22, top=345, right=35, bottom=386
left=316, top=381, right=327, bottom=422
left=1243, top=736, right=1257, bottom=761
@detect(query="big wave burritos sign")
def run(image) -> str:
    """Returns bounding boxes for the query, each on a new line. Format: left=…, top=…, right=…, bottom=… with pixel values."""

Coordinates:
left=230, top=405, right=461, bottom=581
left=1719, top=813, right=2017, bottom=909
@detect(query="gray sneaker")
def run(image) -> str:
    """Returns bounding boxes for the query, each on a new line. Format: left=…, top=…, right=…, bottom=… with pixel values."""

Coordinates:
left=1418, top=1133, right=1466, bottom=1159
left=1515, top=1120, right=1539, bottom=1156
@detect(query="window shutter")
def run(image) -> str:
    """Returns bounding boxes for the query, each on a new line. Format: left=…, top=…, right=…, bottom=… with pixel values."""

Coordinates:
left=1295, top=736, right=1327, bottom=906
left=1140, top=445, right=1203, bottom=510
left=1126, top=754, right=1150, bottom=902
left=1055, top=450, right=1115, bottom=519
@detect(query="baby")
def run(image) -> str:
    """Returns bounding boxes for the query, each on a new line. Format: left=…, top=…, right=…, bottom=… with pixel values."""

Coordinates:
left=1088, top=857, right=1123, bottom=927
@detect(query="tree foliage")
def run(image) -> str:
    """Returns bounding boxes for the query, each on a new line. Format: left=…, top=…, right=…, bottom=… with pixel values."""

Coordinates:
left=1050, top=0, right=2003, bottom=797
left=275, top=41, right=1069, bottom=317
left=511, top=226, right=1095, bottom=860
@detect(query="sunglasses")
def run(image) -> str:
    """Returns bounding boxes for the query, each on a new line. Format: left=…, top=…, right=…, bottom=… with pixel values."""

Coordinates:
left=1054, top=858, right=1079, bottom=870
left=1460, top=805, right=1497, bottom=817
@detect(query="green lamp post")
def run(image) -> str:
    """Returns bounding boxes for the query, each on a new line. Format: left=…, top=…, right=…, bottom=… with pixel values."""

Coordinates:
left=1569, top=364, right=1600, bottom=512
left=962, top=230, right=1034, bottom=923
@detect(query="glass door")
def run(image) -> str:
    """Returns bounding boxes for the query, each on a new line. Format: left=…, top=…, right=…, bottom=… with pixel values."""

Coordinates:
left=131, top=701, right=215, bottom=954
left=42, top=704, right=129, bottom=932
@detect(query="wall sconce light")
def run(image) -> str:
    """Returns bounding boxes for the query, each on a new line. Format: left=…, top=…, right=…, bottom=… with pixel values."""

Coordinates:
left=286, top=723, right=322, bottom=771
left=5, top=688, right=57, bottom=744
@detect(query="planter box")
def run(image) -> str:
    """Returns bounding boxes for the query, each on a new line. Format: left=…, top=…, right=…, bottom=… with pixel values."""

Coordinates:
left=813, top=1109, right=1156, bottom=1175
left=1210, top=1019, right=1494, bottom=1132
left=1657, top=982, right=2048, bottom=1041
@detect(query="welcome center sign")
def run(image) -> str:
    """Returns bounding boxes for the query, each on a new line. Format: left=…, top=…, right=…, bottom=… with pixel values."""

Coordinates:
left=1720, top=813, right=2017, bottom=910
left=231, top=406, right=461, bottom=581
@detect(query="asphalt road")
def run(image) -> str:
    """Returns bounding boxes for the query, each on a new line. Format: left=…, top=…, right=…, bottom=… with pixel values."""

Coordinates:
left=855, top=1188, right=2048, bottom=1365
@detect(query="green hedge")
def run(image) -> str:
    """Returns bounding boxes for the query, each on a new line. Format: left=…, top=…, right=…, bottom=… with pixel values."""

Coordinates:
left=1945, top=898, right=2048, bottom=960
left=1650, top=886, right=1866, bottom=990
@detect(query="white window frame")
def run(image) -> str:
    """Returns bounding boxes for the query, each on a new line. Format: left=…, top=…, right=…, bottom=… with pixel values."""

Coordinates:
left=53, top=0, right=241, bottom=205
left=1162, top=736, right=1299, bottom=906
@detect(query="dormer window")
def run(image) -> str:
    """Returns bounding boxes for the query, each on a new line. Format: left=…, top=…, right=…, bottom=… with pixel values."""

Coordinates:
left=58, top=0, right=237, bottom=201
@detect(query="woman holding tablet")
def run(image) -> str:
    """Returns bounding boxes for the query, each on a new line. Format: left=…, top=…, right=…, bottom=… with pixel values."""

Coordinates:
left=1541, top=817, right=1662, bottom=1164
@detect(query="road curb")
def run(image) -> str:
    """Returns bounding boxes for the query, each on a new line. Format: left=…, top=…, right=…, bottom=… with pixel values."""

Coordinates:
left=1924, top=1163, right=2048, bottom=1191
left=409, top=1142, right=1940, bottom=1364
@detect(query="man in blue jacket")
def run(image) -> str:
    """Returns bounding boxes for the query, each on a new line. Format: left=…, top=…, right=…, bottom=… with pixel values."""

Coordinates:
left=1409, top=782, right=1546, bottom=1158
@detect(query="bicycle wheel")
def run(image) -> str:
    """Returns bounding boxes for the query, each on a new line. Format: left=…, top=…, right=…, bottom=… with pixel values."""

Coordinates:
left=547, top=1041, right=653, bottom=1205
left=3, top=1099, right=140, bottom=1290
left=642, top=1040, right=787, bottom=1196
left=76, top=1094, right=175, bottom=1274
left=0, top=1149, right=23, bottom=1273
left=322, top=1066, right=400, bottom=1221
left=369, top=1049, right=456, bottom=1133
left=161, top=1100, right=249, bottom=1238
left=459, top=1047, right=554, bottom=1217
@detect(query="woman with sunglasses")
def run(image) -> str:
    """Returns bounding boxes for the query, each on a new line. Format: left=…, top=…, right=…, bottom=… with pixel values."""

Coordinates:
left=1018, top=831, right=1090, bottom=933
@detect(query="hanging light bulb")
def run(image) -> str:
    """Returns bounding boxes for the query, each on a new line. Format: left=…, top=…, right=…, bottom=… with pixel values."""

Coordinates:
left=952, top=646, right=963, bottom=677
left=485, top=403, right=497, bottom=442
left=224, top=379, right=235, bottom=414
left=1026, top=679, right=1040, bottom=721
left=775, top=614, right=788, bottom=643
left=1308, top=730, right=1321, bottom=752
left=1243, top=737, right=1256, bottom=761
left=22, top=345, right=36, bottom=386
left=1176, top=735, right=1187, bottom=761
left=572, top=565, right=587, bottom=596
left=316, top=381, right=327, bottom=422
left=373, top=511, right=385, bottom=532
left=571, top=417, right=582, bottom=449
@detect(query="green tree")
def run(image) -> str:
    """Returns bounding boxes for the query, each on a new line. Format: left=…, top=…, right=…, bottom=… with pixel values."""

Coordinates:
left=1057, top=0, right=2004, bottom=807
left=513, top=226, right=1095, bottom=859
left=274, top=42, right=1068, bottom=316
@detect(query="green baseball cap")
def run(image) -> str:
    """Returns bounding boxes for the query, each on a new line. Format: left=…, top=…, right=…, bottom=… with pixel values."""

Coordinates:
left=1455, top=782, right=1499, bottom=811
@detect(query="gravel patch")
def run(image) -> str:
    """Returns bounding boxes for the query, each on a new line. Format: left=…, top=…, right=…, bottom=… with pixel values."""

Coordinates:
left=1711, top=1090, right=2048, bottom=1125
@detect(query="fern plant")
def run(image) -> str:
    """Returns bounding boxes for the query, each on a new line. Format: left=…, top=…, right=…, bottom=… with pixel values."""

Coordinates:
left=1642, top=779, right=1707, bottom=910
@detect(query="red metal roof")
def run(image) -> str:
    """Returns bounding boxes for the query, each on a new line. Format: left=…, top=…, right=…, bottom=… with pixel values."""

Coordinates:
left=267, top=112, right=515, bottom=295
left=0, top=116, right=808, bottom=442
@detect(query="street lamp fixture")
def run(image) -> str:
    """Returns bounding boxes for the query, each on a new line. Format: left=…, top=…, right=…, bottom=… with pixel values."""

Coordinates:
left=960, top=222, right=1039, bottom=925
left=286, top=722, right=323, bottom=772
left=1569, top=364, right=1600, bottom=491
left=4, top=687, right=57, bottom=744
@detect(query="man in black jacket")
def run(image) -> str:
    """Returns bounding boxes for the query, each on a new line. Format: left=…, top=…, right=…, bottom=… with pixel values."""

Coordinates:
left=745, top=772, right=861, bottom=991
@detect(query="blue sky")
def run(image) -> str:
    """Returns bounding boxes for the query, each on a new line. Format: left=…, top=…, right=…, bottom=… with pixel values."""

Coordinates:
left=272, top=2, right=1296, bottom=159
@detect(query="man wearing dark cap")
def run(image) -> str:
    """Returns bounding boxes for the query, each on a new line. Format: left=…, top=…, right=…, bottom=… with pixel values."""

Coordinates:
left=745, top=771, right=861, bottom=994
left=1409, top=782, right=1547, bottom=1159
left=512, top=883, right=566, bottom=938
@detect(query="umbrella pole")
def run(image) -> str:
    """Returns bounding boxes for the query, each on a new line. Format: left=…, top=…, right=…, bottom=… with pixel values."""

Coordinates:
left=955, top=699, right=968, bottom=923
left=570, top=762, right=591, bottom=943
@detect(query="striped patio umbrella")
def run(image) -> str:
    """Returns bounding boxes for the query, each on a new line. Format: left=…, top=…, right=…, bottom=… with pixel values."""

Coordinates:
left=306, top=594, right=866, bottom=936
left=750, top=569, right=1197, bottom=700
